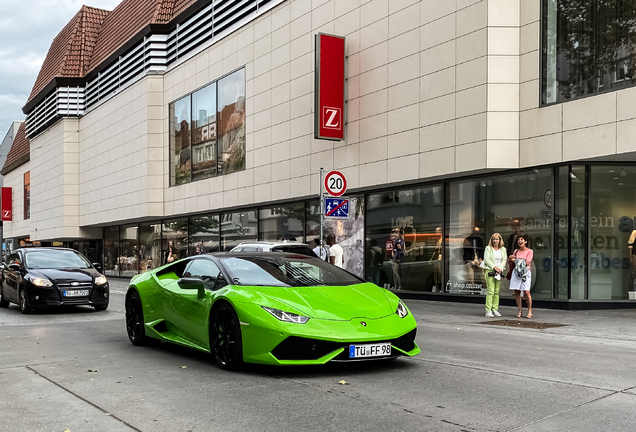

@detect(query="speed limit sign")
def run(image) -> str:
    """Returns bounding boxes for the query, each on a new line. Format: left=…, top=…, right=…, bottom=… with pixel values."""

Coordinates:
left=324, top=170, right=347, bottom=196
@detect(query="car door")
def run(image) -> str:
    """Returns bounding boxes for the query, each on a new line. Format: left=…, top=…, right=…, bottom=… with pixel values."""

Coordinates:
left=3, top=252, right=23, bottom=302
left=165, top=258, right=223, bottom=348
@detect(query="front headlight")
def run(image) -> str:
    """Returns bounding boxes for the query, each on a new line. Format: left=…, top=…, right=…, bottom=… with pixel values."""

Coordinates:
left=396, top=300, right=409, bottom=318
left=32, top=277, right=53, bottom=287
left=94, top=275, right=108, bottom=285
left=262, top=306, right=310, bottom=324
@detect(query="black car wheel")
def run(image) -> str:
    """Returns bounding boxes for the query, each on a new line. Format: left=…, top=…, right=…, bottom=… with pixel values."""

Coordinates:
left=210, top=303, right=243, bottom=371
left=94, top=304, right=108, bottom=311
left=126, top=292, right=148, bottom=346
left=0, top=287, right=9, bottom=308
left=19, top=289, right=31, bottom=314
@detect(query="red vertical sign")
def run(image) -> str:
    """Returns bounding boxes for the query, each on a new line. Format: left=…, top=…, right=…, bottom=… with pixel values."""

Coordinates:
left=1, top=187, right=11, bottom=221
left=315, top=33, right=345, bottom=141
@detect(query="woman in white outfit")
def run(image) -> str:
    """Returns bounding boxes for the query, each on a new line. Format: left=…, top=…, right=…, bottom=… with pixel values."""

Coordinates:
left=509, top=233, right=533, bottom=318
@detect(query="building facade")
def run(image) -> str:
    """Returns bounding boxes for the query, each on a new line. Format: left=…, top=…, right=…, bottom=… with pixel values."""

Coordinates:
left=4, top=0, right=636, bottom=307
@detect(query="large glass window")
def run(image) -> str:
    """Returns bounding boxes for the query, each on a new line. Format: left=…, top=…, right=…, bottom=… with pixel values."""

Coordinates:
left=217, top=68, right=246, bottom=175
left=220, top=210, right=257, bottom=251
left=189, top=214, right=220, bottom=255
left=542, top=0, right=636, bottom=104
left=170, top=96, right=191, bottom=185
left=589, top=166, right=636, bottom=299
left=366, top=187, right=443, bottom=292
left=140, top=222, right=162, bottom=272
left=162, top=218, right=188, bottom=264
left=259, top=204, right=305, bottom=241
left=103, top=226, right=119, bottom=276
left=192, top=84, right=217, bottom=180
left=447, top=170, right=553, bottom=297
left=169, top=68, right=245, bottom=186
left=119, top=225, right=139, bottom=277
left=322, top=195, right=365, bottom=278
left=24, top=172, right=30, bottom=220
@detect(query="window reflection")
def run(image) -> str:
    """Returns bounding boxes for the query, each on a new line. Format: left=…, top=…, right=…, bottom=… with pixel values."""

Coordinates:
left=259, top=204, right=305, bottom=242
left=220, top=211, right=257, bottom=251
left=140, top=222, right=162, bottom=272
left=103, top=226, right=119, bottom=276
left=119, top=225, right=139, bottom=276
left=192, top=84, right=217, bottom=180
left=170, top=96, right=191, bottom=185
left=217, top=68, right=246, bottom=175
left=189, top=214, right=220, bottom=255
left=162, top=219, right=188, bottom=264
left=542, top=0, right=636, bottom=104
left=366, top=188, right=443, bottom=292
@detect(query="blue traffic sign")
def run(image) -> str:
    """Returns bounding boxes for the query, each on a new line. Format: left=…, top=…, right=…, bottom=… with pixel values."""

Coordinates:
left=325, top=197, right=349, bottom=218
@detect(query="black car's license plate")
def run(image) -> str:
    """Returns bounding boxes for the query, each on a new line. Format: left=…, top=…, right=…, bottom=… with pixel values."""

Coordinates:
left=63, top=290, right=89, bottom=297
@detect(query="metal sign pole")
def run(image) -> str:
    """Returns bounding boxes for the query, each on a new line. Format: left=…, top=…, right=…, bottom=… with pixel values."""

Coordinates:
left=320, top=167, right=324, bottom=259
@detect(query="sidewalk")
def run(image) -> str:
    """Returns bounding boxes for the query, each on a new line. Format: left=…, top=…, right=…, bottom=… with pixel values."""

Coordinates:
left=404, top=297, right=636, bottom=343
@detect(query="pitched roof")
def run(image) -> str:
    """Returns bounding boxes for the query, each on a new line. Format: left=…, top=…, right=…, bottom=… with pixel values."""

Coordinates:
left=1, top=122, right=30, bottom=176
left=27, top=0, right=200, bottom=107
left=28, top=5, right=110, bottom=103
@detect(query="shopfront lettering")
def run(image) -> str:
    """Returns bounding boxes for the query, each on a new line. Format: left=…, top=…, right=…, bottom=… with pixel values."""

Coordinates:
left=618, top=216, right=636, bottom=232
left=542, top=254, right=631, bottom=272
left=392, top=216, right=413, bottom=229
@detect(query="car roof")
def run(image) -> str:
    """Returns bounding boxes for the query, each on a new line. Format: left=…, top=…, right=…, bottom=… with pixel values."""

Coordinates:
left=16, top=247, right=78, bottom=253
left=206, top=251, right=316, bottom=259
left=233, top=241, right=310, bottom=247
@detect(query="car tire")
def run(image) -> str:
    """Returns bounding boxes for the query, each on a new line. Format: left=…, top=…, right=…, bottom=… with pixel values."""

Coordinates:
left=0, top=287, right=9, bottom=308
left=19, top=288, right=31, bottom=314
left=94, top=304, right=108, bottom=311
left=125, top=292, right=148, bottom=346
left=210, top=303, right=243, bottom=371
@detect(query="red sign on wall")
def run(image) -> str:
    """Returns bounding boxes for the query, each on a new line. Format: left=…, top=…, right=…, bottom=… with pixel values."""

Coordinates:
left=1, top=187, right=11, bottom=221
left=315, top=33, right=345, bottom=141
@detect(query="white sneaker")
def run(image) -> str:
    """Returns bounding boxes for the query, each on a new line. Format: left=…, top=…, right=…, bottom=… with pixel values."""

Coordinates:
left=485, top=310, right=494, bottom=318
left=493, top=310, right=501, bottom=317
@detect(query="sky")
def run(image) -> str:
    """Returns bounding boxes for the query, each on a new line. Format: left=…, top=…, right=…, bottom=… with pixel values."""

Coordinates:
left=0, top=0, right=122, bottom=139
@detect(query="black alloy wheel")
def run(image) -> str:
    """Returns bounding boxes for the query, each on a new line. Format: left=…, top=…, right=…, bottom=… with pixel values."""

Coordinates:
left=126, top=292, right=148, bottom=346
left=19, top=289, right=31, bottom=314
left=0, top=287, right=9, bottom=308
left=210, top=303, right=243, bottom=371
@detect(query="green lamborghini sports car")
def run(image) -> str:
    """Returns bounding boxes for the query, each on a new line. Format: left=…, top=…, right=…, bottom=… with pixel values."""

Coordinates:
left=125, top=252, right=420, bottom=370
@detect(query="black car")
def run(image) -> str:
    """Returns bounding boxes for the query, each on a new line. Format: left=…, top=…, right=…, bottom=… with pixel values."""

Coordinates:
left=0, top=247, right=109, bottom=313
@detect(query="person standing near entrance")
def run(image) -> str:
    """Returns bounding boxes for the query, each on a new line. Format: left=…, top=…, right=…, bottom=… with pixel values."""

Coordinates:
left=326, top=234, right=344, bottom=268
left=628, top=230, right=636, bottom=294
left=392, top=229, right=405, bottom=290
left=483, top=233, right=506, bottom=317
left=509, top=233, right=533, bottom=318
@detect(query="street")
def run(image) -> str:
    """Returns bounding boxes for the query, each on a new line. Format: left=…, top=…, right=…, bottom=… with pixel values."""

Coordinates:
left=1, top=278, right=635, bottom=432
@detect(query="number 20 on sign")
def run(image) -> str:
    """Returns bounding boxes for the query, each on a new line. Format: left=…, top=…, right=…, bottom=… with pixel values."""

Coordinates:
left=324, top=170, right=347, bottom=197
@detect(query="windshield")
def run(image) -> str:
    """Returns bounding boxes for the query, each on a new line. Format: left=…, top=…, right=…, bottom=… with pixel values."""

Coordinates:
left=220, top=255, right=362, bottom=287
left=271, top=246, right=317, bottom=257
left=25, top=250, right=92, bottom=270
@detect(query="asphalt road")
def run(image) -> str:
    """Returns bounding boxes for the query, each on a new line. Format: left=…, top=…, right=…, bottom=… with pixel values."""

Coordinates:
left=1, top=278, right=635, bottom=432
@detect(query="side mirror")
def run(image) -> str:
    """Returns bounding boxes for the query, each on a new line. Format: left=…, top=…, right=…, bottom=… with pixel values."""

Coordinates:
left=93, top=263, right=102, bottom=271
left=9, top=263, right=21, bottom=271
left=177, top=277, right=205, bottom=298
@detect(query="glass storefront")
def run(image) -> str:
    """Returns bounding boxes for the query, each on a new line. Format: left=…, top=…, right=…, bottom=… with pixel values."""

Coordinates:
left=103, top=226, right=119, bottom=276
left=189, top=214, right=220, bottom=255
left=446, top=170, right=553, bottom=297
left=366, top=186, right=443, bottom=291
left=590, top=166, right=636, bottom=299
left=100, top=163, right=636, bottom=305
left=259, top=204, right=305, bottom=242
left=162, top=218, right=188, bottom=264
left=220, top=210, right=257, bottom=251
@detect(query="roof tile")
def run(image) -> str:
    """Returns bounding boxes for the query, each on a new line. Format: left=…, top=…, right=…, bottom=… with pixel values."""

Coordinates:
left=1, top=122, right=30, bottom=175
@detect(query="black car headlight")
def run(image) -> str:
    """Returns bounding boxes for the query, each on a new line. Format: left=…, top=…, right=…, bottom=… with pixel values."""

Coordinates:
left=396, top=300, right=409, bottom=318
left=31, top=277, right=53, bottom=287
left=94, top=275, right=108, bottom=286
left=262, top=306, right=310, bottom=324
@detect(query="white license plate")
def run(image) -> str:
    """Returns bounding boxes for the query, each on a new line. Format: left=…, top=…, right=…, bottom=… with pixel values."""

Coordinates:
left=63, top=290, right=89, bottom=297
left=349, top=342, right=392, bottom=358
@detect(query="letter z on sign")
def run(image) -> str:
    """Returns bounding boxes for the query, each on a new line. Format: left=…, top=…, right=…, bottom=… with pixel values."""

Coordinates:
left=323, top=107, right=342, bottom=130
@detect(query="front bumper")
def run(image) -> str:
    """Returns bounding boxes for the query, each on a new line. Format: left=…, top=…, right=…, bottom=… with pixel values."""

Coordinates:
left=236, top=303, right=420, bottom=365
left=26, top=283, right=109, bottom=309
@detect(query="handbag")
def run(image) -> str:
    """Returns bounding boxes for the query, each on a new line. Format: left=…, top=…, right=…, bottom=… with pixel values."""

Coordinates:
left=479, top=259, right=486, bottom=269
